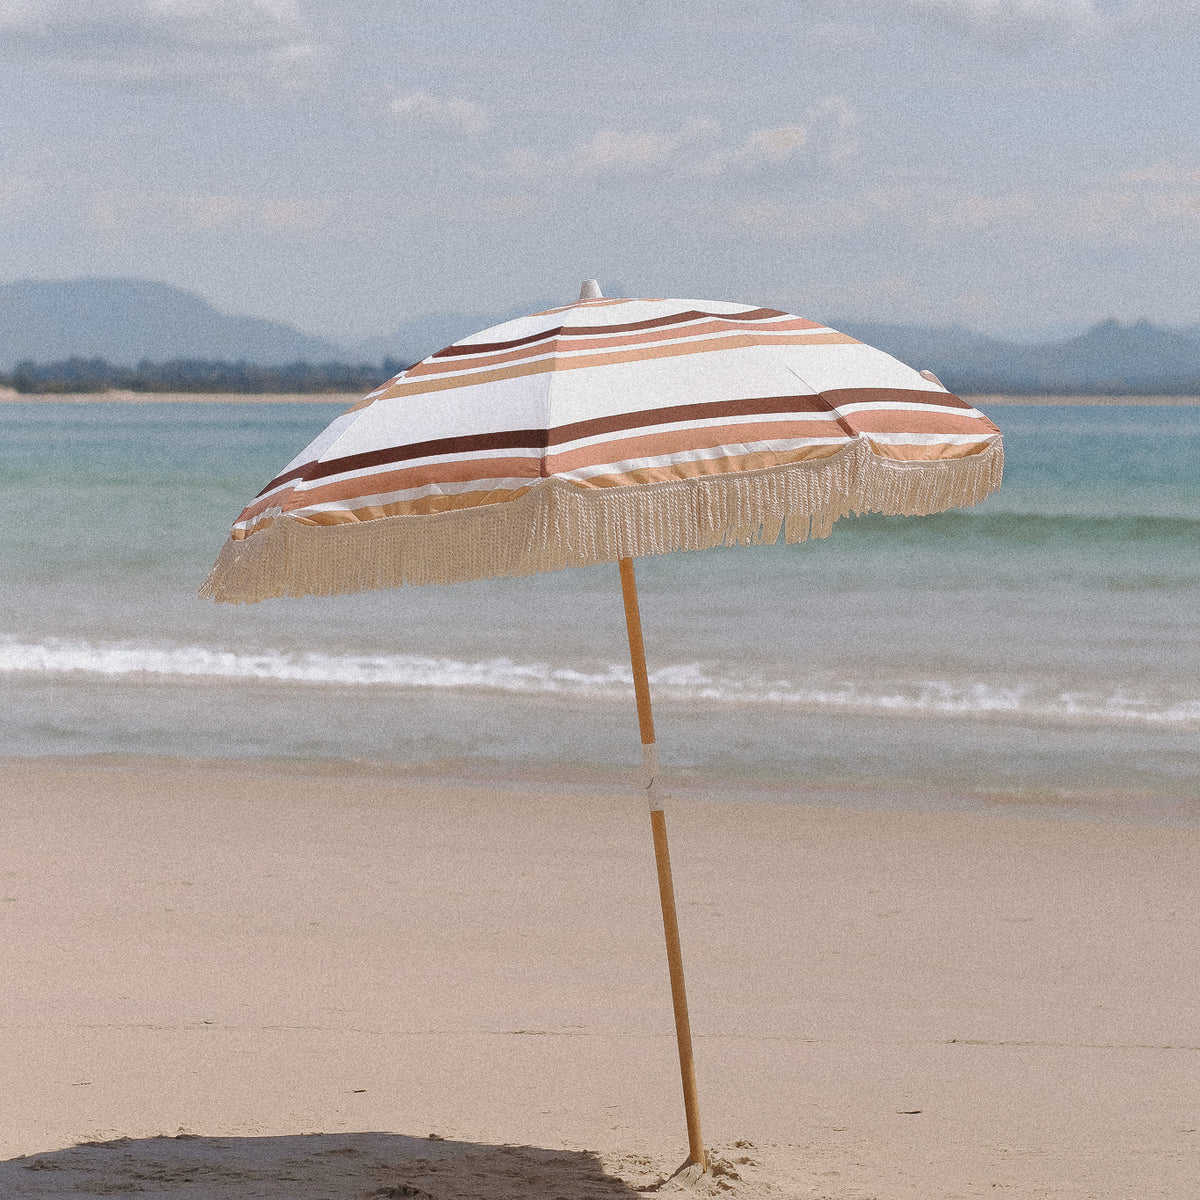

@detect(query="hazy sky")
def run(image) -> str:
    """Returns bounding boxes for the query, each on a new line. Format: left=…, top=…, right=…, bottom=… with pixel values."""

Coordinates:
left=2, top=0, right=1198, bottom=339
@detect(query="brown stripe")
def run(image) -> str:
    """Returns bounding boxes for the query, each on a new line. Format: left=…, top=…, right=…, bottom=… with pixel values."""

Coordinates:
left=243, top=436, right=997, bottom=532
left=274, top=444, right=848, bottom=527
left=431, top=307, right=798, bottom=358
left=279, top=455, right=543, bottom=512
left=255, top=427, right=549, bottom=498
left=545, top=421, right=852, bottom=475
left=374, top=332, right=858, bottom=405
left=410, top=316, right=828, bottom=378
left=346, top=329, right=852, bottom=414
left=256, top=392, right=841, bottom=497
left=550, top=393, right=843, bottom=446
left=258, top=383, right=972, bottom=499
left=274, top=424, right=851, bottom=517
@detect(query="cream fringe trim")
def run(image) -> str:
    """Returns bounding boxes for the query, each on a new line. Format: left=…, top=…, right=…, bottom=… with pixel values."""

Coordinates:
left=201, top=437, right=1003, bottom=604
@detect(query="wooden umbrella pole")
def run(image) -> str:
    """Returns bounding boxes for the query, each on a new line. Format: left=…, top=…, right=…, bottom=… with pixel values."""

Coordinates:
left=618, top=556, right=707, bottom=1172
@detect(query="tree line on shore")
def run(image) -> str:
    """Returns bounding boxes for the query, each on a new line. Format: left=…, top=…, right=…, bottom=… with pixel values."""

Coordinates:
left=4, top=350, right=1200, bottom=396
left=0, top=357, right=412, bottom=394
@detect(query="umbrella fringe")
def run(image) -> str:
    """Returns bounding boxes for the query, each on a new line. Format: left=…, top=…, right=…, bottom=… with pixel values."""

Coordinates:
left=200, top=437, right=1003, bottom=603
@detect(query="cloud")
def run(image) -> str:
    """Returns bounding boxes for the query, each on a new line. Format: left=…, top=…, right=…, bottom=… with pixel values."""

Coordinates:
left=880, top=0, right=1100, bottom=28
left=848, top=0, right=1200, bottom=46
left=389, top=92, right=490, bottom=137
left=571, top=127, right=693, bottom=174
left=567, top=121, right=722, bottom=175
left=0, top=0, right=319, bottom=95
left=730, top=170, right=1200, bottom=247
left=86, top=187, right=333, bottom=235
left=505, top=99, right=859, bottom=185
left=698, top=126, right=808, bottom=176
left=0, top=149, right=51, bottom=217
left=1116, top=159, right=1200, bottom=186
left=840, top=0, right=1106, bottom=48
left=924, top=189, right=1040, bottom=232
left=700, top=98, right=859, bottom=174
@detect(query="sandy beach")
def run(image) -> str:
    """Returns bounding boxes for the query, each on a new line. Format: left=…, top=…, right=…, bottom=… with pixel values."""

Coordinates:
left=2, top=757, right=1197, bottom=1198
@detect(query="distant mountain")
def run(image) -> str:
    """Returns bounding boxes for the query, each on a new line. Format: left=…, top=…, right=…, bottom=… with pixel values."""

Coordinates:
left=350, top=300, right=557, bottom=363
left=2, top=278, right=1197, bottom=393
left=994, top=320, right=1200, bottom=392
left=829, top=321, right=1012, bottom=375
left=831, top=317, right=1200, bottom=395
left=0, top=278, right=342, bottom=367
left=364, top=308, right=1200, bottom=394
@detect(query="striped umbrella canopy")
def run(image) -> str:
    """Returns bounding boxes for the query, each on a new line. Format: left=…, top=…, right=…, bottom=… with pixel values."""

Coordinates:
left=202, top=285, right=1001, bottom=603
left=203, top=283, right=1002, bottom=1173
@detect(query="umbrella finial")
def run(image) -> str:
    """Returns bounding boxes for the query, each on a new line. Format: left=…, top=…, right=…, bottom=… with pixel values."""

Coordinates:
left=579, top=279, right=603, bottom=300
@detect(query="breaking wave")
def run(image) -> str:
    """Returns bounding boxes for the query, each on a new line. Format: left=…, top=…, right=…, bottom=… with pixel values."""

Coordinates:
left=3, top=636, right=1198, bottom=730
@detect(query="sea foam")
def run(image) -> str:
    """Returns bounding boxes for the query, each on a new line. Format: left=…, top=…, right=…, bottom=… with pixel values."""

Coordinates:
left=3, top=636, right=1196, bottom=729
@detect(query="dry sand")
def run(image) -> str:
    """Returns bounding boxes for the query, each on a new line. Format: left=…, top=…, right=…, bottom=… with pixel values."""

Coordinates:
left=1, top=757, right=1198, bottom=1198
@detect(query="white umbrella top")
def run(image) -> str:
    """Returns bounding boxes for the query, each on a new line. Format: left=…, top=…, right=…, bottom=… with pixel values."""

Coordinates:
left=203, top=288, right=1001, bottom=603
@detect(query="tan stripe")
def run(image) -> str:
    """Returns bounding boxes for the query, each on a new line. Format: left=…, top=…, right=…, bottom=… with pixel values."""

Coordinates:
left=529, top=298, right=636, bottom=315
left=842, top=410, right=1000, bottom=436
left=437, top=306, right=798, bottom=359
left=252, top=417, right=994, bottom=522
left=544, top=420, right=853, bottom=475
left=238, top=436, right=998, bottom=534
left=279, top=454, right=542, bottom=511
left=257, top=425, right=849, bottom=519
left=292, top=485, right=535, bottom=525
left=261, top=447, right=844, bottom=528
left=237, top=488, right=297, bottom=526
left=581, top=444, right=848, bottom=488
left=864, top=439, right=996, bottom=461
left=408, top=317, right=831, bottom=378
left=231, top=514, right=274, bottom=541
left=360, top=331, right=859, bottom=408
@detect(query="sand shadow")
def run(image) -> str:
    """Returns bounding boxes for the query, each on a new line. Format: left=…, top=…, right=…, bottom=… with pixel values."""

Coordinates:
left=0, top=1131, right=657, bottom=1198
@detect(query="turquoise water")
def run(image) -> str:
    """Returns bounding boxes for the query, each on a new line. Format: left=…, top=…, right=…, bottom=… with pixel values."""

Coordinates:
left=2, top=401, right=1197, bottom=812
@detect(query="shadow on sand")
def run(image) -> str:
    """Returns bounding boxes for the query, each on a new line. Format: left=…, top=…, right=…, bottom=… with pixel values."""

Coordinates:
left=0, top=1130, right=661, bottom=1198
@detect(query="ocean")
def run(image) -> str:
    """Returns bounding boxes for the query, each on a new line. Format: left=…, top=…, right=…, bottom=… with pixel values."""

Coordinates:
left=2, top=400, right=1197, bottom=817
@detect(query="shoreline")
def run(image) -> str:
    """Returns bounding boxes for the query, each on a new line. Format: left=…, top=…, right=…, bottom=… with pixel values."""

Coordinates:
left=1, top=389, right=1199, bottom=405
left=3, top=753, right=1199, bottom=1197
left=4, top=751, right=1193, bottom=827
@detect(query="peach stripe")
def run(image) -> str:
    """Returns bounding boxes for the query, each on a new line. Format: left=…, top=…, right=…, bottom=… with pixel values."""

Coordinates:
left=236, top=436, right=996, bottom=534
left=292, top=486, right=534, bottom=525
left=544, top=420, right=852, bottom=474
left=410, top=317, right=836, bottom=377
left=842, top=410, right=997, bottom=436
left=581, top=444, right=848, bottom=488
left=237, top=487, right=298, bottom=525
left=278, top=454, right=542, bottom=512
left=357, top=331, right=860, bottom=408
left=865, top=439, right=995, bottom=461
left=529, top=298, right=635, bottom=315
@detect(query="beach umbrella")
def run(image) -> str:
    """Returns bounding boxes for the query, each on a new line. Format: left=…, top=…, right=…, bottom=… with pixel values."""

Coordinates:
left=203, top=281, right=1003, bottom=1170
